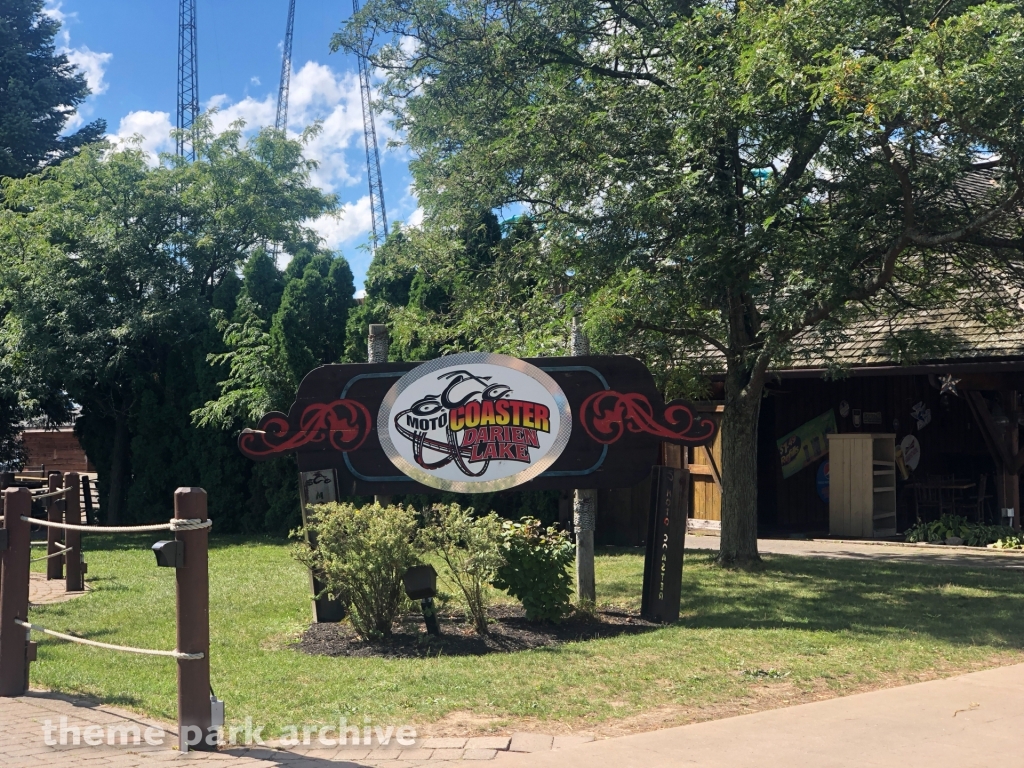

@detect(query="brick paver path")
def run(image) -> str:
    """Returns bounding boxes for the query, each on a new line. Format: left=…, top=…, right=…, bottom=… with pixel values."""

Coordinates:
left=29, top=572, right=89, bottom=606
left=0, top=692, right=587, bottom=767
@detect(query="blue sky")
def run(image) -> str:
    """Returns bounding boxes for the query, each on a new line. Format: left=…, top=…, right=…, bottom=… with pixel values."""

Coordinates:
left=45, top=0, right=420, bottom=291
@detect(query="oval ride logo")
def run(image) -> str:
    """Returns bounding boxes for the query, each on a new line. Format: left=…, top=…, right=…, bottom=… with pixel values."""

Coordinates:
left=378, top=352, right=571, bottom=492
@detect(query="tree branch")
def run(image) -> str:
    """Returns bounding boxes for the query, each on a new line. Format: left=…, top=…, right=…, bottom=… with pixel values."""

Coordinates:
left=636, top=321, right=728, bottom=354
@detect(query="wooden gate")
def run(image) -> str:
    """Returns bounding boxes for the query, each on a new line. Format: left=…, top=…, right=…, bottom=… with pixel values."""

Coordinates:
left=687, top=403, right=723, bottom=528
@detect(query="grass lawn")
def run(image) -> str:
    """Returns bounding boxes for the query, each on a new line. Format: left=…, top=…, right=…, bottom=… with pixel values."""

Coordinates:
left=26, top=536, right=1024, bottom=737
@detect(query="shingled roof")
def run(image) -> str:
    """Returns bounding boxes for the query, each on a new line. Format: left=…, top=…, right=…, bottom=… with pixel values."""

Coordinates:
left=780, top=303, right=1024, bottom=371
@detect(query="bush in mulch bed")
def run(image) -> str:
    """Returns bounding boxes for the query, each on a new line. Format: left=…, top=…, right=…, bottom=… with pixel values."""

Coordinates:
left=296, top=605, right=659, bottom=659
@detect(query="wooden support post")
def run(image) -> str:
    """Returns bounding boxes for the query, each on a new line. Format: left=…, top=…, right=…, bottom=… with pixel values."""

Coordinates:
left=570, top=315, right=596, bottom=602
left=641, top=466, right=688, bottom=623
left=0, top=488, right=32, bottom=696
left=1001, top=390, right=1020, bottom=529
left=574, top=489, right=596, bottom=603
left=63, top=473, right=83, bottom=593
left=174, top=487, right=215, bottom=751
left=368, top=323, right=393, bottom=508
left=45, top=472, right=63, bottom=581
left=298, top=483, right=345, bottom=624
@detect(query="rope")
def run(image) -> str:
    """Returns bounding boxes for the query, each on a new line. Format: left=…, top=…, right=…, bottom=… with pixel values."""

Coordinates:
left=14, top=620, right=204, bottom=660
left=30, top=548, right=71, bottom=563
left=31, top=488, right=68, bottom=500
left=19, top=517, right=211, bottom=533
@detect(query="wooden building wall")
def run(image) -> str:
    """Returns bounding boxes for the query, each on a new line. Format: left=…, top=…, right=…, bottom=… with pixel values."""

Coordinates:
left=689, top=404, right=723, bottom=522
left=594, top=373, right=1001, bottom=544
left=761, top=374, right=993, bottom=532
left=20, top=428, right=95, bottom=474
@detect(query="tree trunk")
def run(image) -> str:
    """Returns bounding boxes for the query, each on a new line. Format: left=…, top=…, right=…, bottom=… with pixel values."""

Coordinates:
left=719, top=370, right=763, bottom=567
left=106, top=411, right=130, bottom=525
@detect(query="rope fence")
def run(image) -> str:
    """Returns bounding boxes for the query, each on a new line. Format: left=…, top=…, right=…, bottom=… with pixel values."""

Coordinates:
left=30, top=488, right=68, bottom=500
left=17, top=517, right=212, bottom=533
left=2, top=485, right=215, bottom=751
left=30, top=548, right=72, bottom=563
left=14, top=620, right=204, bottom=660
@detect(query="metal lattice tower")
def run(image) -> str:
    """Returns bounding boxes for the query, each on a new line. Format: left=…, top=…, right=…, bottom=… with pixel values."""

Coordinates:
left=275, top=0, right=297, bottom=132
left=353, top=0, right=388, bottom=250
left=176, top=0, right=199, bottom=161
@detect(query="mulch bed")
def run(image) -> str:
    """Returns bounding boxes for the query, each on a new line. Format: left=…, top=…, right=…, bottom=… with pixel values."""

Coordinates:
left=296, top=605, right=660, bottom=658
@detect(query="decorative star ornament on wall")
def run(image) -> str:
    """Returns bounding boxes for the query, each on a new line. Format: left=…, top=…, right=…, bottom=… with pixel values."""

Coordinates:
left=939, top=374, right=961, bottom=396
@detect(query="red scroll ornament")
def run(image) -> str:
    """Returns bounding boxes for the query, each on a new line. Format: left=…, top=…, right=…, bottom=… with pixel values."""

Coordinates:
left=580, top=391, right=716, bottom=445
left=238, top=400, right=372, bottom=458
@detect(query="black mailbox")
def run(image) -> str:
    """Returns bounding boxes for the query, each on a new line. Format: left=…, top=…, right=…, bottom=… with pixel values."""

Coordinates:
left=152, top=540, right=184, bottom=568
left=402, top=564, right=437, bottom=600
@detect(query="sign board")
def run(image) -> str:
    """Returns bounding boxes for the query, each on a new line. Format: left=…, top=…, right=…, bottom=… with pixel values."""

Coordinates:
left=900, top=434, right=921, bottom=471
left=301, top=469, right=338, bottom=506
left=239, top=354, right=717, bottom=495
left=641, top=466, right=688, bottom=623
left=777, top=410, right=837, bottom=479
left=379, top=354, right=571, bottom=492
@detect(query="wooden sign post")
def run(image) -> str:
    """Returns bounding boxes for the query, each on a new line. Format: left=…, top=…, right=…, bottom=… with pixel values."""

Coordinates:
left=641, top=465, right=689, bottom=624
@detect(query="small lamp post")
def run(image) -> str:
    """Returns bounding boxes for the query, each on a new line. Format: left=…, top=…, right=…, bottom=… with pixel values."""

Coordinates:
left=402, top=564, right=440, bottom=636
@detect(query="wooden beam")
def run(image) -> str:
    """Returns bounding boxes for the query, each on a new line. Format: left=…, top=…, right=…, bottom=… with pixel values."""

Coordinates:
left=965, top=391, right=1013, bottom=468
left=702, top=446, right=723, bottom=491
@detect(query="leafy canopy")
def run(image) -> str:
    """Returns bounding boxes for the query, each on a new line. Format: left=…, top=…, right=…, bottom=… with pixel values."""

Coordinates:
left=337, top=0, right=1024, bottom=563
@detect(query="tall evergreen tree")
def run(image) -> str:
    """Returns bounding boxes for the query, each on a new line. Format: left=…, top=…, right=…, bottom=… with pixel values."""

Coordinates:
left=0, top=0, right=106, bottom=179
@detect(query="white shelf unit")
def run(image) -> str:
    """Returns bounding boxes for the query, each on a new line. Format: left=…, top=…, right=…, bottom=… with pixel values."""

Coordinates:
left=828, top=433, right=898, bottom=537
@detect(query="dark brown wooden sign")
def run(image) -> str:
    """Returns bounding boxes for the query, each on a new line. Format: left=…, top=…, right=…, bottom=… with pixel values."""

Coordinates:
left=239, top=354, right=716, bottom=495
left=641, top=466, right=688, bottom=623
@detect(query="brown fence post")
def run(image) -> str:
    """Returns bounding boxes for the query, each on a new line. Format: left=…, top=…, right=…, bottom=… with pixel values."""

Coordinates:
left=0, top=488, right=32, bottom=696
left=174, top=487, right=214, bottom=752
left=81, top=475, right=97, bottom=526
left=63, top=473, right=83, bottom=593
left=46, top=472, right=64, bottom=581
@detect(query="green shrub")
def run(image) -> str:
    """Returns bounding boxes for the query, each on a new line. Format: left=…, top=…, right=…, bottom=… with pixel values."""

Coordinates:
left=492, top=517, right=574, bottom=622
left=293, top=501, right=420, bottom=640
left=991, top=532, right=1024, bottom=550
left=904, top=515, right=1005, bottom=547
left=419, top=503, right=502, bottom=634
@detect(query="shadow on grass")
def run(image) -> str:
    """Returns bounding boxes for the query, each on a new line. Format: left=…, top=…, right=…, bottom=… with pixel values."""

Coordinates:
left=678, top=553, right=1024, bottom=649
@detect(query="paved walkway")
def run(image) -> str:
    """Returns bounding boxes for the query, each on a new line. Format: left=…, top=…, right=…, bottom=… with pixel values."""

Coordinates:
left=492, top=663, right=1024, bottom=768
left=686, top=534, right=1024, bottom=568
left=3, top=664, right=1023, bottom=766
left=29, top=572, right=90, bottom=606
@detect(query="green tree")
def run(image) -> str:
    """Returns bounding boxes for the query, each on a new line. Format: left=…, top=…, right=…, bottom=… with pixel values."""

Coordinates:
left=236, top=247, right=285, bottom=323
left=270, top=250, right=356, bottom=385
left=338, top=0, right=1024, bottom=565
left=0, top=0, right=105, bottom=179
left=0, top=119, right=336, bottom=524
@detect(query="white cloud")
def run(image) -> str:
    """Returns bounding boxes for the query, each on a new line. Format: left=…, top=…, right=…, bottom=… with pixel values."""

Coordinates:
left=250, top=76, right=261, bottom=86
left=407, top=207, right=425, bottom=227
left=104, top=54, right=396, bottom=275
left=288, top=63, right=365, bottom=191
left=67, top=46, right=112, bottom=96
left=205, top=94, right=276, bottom=135
left=44, top=2, right=112, bottom=132
left=310, top=197, right=374, bottom=249
left=199, top=63, right=366, bottom=193
left=110, top=111, right=175, bottom=162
